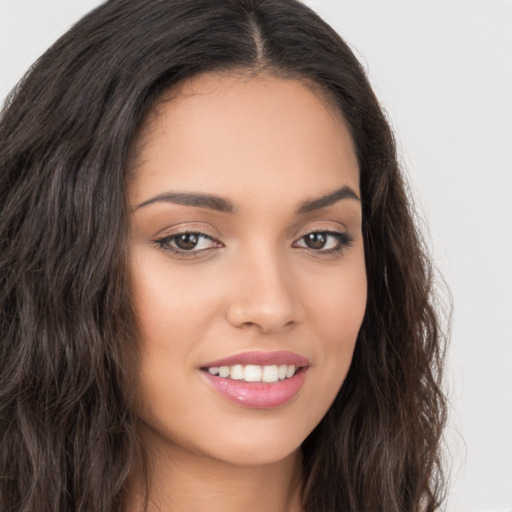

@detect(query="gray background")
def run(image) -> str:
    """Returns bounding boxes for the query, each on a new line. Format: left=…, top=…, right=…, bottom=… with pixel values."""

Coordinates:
left=1, top=1, right=511, bottom=510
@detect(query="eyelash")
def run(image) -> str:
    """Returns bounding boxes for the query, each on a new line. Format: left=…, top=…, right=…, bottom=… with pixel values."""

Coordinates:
left=154, top=230, right=217, bottom=256
left=154, top=229, right=353, bottom=258
left=294, top=230, right=353, bottom=255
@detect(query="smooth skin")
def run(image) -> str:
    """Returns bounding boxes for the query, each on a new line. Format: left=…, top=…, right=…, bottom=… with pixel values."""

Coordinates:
left=126, top=72, right=367, bottom=512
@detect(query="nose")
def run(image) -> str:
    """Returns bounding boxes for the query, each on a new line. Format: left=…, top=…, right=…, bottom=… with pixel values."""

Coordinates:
left=226, top=246, right=305, bottom=334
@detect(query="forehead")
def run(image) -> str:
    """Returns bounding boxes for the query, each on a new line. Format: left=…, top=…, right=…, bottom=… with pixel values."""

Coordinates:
left=128, top=72, right=359, bottom=210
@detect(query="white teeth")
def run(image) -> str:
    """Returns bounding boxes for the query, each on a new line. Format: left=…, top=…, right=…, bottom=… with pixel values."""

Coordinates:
left=218, top=366, right=230, bottom=378
left=244, top=365, right=262, bottom=382
left=230, top=364, right=244, bottom=380
left=262, top=365, right=279, bottom=383
left=206, top=364, right=299, bottom=382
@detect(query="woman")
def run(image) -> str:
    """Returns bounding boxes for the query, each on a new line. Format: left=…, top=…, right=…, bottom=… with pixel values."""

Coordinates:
left=0, top=0, right=447, bottom=511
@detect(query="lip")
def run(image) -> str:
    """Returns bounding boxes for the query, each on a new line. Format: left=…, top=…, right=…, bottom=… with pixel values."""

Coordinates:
left=199, top=351, right=309, bottom=409
left=201, top=350, right=309, bottom=368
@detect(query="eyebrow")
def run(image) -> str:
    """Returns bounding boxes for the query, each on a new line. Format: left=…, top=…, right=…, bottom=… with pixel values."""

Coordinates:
left=296, top=185, right=360, bottom=214
left=135, top=192, right=237, bottom=213
left=134, top=185, right=360, bottom=214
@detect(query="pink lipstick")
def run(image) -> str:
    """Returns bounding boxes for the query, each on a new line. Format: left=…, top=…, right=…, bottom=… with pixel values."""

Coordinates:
left=199, top=351, right=309, bottom=409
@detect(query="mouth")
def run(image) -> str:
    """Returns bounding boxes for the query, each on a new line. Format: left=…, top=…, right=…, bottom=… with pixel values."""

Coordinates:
left=199, top=351, right=309, bottom=409
left=201, top=363, right=303, bottom=382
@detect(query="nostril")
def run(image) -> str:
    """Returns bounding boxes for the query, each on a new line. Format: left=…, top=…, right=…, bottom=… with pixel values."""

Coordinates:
left=226, top=297, right=302, bottom=333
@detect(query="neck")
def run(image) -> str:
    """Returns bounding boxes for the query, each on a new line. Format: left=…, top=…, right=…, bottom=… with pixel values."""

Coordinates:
left=124, top=427, right=304, bottom=512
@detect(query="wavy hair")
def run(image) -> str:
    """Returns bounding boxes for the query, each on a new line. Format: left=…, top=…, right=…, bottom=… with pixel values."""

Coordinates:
left=0, top=0, right=448, bottom=510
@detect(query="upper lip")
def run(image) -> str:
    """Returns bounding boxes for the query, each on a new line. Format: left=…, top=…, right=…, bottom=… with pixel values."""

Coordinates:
left=201, top=350, right=309, bottom=369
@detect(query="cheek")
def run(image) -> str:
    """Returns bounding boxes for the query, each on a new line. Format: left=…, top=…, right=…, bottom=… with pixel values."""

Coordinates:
left=130, top=246, right=223, bottom=344
left=128, top=249, right=213, bottom=408
left=304, top=250, right=367, bottom=383
left=129, top=256, right=211, bottom=442
left=308, top=248, right=367, bottom=337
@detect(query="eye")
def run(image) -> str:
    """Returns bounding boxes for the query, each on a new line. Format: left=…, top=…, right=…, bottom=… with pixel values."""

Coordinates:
left=293, top=230, right=353, bottom=253
left=154, top=231, right=222, bottom=255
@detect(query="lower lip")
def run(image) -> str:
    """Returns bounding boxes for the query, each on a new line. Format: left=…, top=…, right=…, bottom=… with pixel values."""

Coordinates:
left=201, top=369, right=307, bottom=409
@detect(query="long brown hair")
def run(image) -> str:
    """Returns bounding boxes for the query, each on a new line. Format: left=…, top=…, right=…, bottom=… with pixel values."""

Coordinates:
left=0, top=1, right=448, bottom=510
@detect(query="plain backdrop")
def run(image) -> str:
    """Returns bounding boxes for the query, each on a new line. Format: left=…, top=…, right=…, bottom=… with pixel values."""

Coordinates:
left=1, top=1, right=511, bottom=511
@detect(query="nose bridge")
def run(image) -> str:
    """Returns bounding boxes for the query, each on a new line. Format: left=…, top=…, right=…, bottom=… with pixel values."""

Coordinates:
left=226, top=240, right=303, bottom=333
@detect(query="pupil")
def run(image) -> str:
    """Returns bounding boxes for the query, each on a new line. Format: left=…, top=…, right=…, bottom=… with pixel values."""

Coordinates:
left=305, top=233, right=326, bottom=249
left=176, top=233, right=199, bottom=250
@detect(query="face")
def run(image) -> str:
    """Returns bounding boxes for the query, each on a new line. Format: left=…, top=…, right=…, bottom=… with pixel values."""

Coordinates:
left=128, top=72, right=367, bottom=468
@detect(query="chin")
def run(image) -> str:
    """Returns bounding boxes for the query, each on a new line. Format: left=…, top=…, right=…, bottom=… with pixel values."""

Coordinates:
left=203, top=434, right=303, bottom=467
left=138, top=410, right=308, bottom=469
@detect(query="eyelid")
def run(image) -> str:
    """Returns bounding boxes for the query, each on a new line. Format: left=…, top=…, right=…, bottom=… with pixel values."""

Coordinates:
left=152, top=221, right=220, bottom=239
left=293, top=223, right=349, bottom=242
left=293, top=228, right=353, bottom=251
left=153, top=228, right=223, bottom=257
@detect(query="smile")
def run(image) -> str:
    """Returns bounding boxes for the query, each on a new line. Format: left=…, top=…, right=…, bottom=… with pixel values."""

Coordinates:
left=205, top=364, right=298, bottom=382
left=200, top=351, right=309, bottom=408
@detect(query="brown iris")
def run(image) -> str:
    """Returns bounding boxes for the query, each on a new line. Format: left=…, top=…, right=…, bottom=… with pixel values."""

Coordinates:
left=304, top=232, right=327, bottom=249
left=175, top=233, right=200, bottom=250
